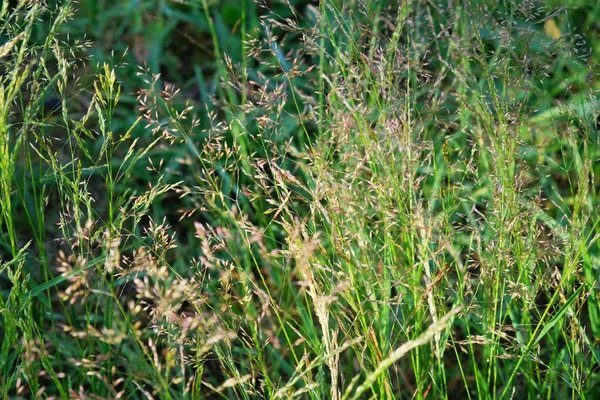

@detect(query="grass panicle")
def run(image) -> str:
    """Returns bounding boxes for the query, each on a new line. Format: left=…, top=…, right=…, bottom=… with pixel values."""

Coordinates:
left=1, top=0, right=600, bottom=398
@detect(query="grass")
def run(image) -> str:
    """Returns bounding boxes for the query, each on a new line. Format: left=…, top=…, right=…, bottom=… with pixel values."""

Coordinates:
left=1, top=0, right=600, bottom=398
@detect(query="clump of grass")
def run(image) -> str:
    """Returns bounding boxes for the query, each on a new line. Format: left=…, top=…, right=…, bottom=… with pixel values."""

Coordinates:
left=0, top=1, right=179, bottom=397
left=1, top=0, right=600, bottom=398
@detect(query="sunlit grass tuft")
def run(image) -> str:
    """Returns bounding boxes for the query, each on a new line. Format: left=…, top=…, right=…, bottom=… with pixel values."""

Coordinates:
left=1, top=0, right=600, bottom=398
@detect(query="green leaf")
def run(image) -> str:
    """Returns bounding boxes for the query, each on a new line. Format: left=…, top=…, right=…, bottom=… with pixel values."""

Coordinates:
left=532, top=284, right=585, bottom=348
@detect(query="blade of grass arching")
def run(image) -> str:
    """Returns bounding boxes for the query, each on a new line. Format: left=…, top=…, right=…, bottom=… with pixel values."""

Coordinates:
left=24, top=256, right=102, bottom=301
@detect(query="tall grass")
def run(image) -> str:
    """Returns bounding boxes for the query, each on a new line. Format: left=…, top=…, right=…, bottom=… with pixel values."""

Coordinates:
left=1, top=0, right=599, bottom=398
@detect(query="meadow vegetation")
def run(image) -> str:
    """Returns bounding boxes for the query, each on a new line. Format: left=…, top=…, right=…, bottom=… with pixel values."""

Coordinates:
left=1, top=0, right=600, bottom=398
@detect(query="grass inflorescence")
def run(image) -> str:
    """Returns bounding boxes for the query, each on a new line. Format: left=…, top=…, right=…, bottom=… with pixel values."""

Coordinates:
left=1, top=0, right=600, bottom=398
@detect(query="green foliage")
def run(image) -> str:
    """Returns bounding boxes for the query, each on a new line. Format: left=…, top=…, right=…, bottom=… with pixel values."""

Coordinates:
left=1, top=0, right=600, bottom=398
